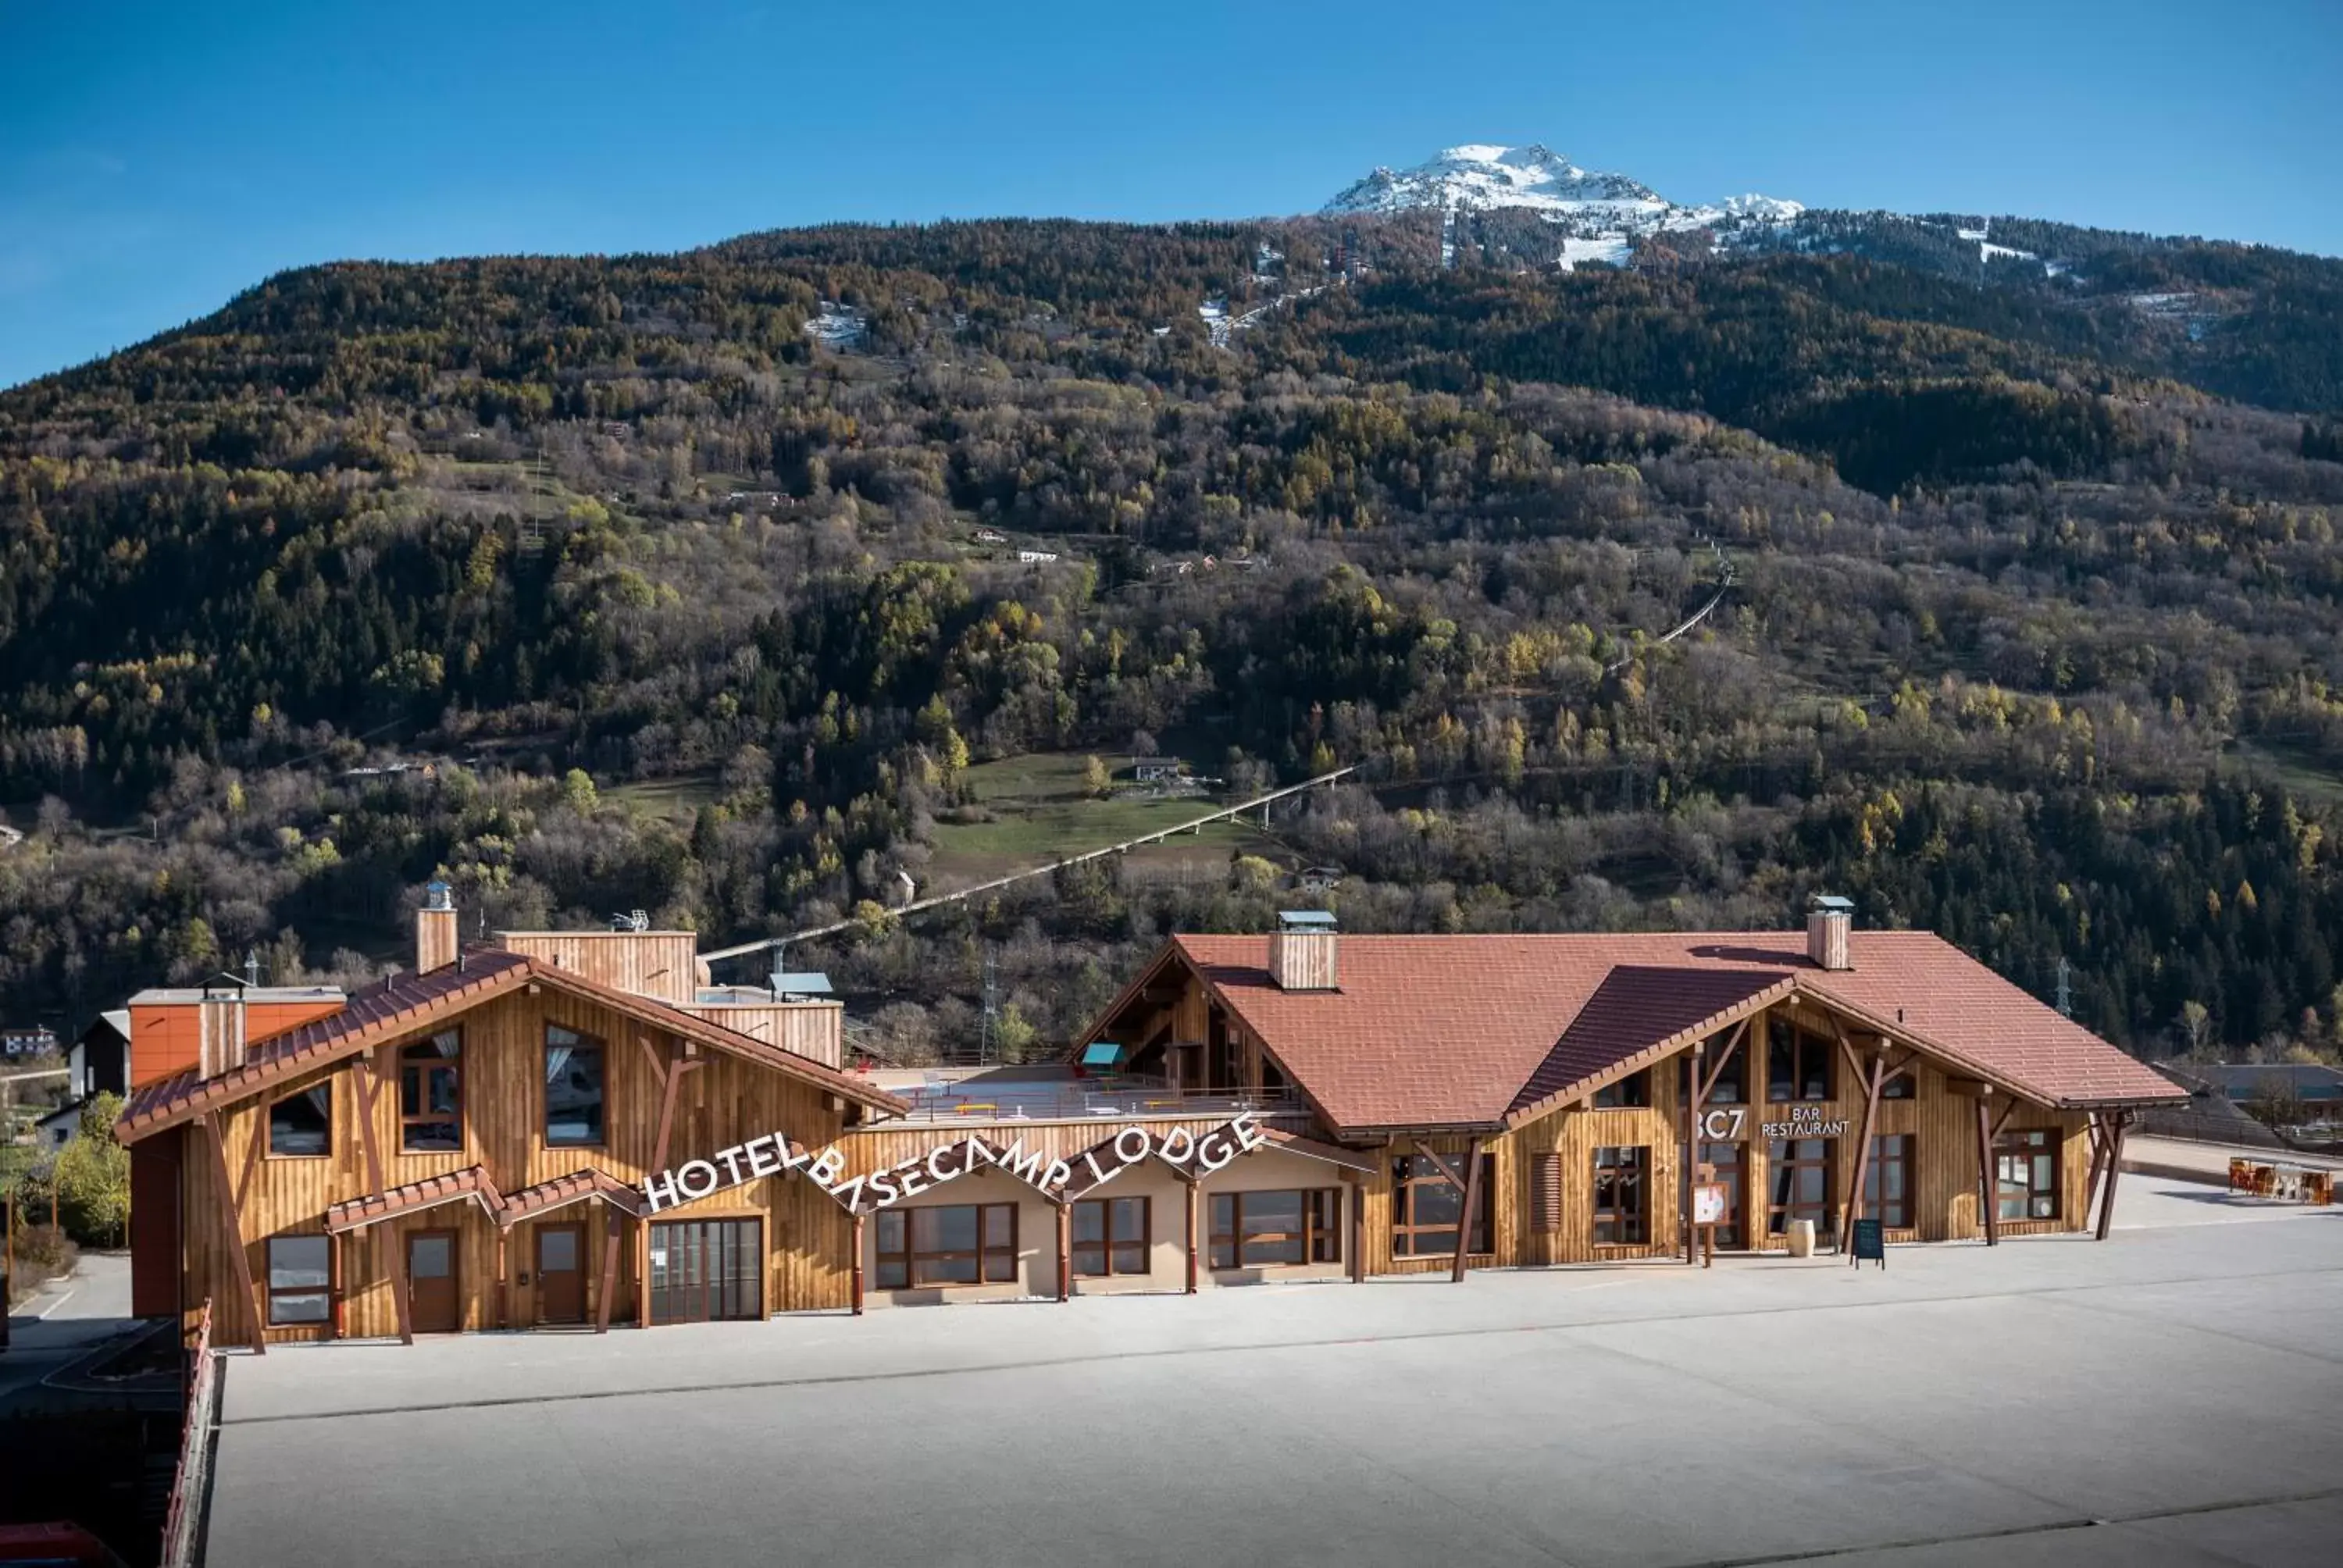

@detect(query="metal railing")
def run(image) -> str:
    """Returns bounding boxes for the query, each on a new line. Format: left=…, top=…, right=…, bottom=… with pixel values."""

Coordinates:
left=886, top=1080, right=1303, bottom=1126
left=162, top=1301, right=216, bottom=1568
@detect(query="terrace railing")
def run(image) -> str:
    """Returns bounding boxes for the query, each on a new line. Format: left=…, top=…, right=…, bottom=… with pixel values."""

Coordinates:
left=161, top=1301, right=216, bottom=1568
left=887, top=1078, right=1303, bottom=1125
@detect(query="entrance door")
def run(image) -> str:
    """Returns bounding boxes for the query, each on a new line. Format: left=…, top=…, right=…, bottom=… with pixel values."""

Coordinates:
left=1699, top=1142, right=1749, bottom=1249
left=406, top=1229, right=461, bottom=1334
left=648, top=1219, right=763, bottom=1324
left=536, top=1224, right=584, bottom=1324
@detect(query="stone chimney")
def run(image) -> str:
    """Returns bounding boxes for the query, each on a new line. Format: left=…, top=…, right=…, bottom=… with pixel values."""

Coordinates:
left=198, top=989, right=248, bottom=1078
left=417, top=879, right=459, bottom=973
left=1269, top=911, right=1339, bottom=992
left=1807, top=895, right=1853, bottom=971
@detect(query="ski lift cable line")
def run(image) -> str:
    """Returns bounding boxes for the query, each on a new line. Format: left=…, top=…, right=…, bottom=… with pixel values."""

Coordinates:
left=697, top=764, right=1358, bottom=965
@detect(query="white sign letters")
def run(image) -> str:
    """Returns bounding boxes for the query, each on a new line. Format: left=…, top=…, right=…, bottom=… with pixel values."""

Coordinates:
left=1760, top=1103, right=1850, bottom=1139
left=1697, top=1107, right=1748, bottom=1141
left=640, top=1112, right=1271, bottom=1217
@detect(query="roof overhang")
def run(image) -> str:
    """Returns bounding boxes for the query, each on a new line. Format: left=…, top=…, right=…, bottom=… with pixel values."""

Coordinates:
left=116, top=950, right=908, bottom=1145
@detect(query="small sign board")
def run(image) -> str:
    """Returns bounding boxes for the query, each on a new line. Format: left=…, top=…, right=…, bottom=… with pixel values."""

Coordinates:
left=1692, top=1181, right=1729, bottom=1227
left=1850, top=1217, right=1885, bottom=1267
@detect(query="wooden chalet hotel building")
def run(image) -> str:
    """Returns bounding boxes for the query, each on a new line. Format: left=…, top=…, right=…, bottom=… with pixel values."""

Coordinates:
left=116, top=893, right=2183, bottom=1348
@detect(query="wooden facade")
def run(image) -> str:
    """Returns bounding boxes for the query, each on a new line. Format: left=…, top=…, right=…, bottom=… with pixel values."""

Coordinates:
left=1104, top=968, right=2103, bottom=1278
left=123, top=918, right=2157, bottom=1349
left=156, top=982, right=865, bottom=1346
left=496, top=931, right=703, bottom=1004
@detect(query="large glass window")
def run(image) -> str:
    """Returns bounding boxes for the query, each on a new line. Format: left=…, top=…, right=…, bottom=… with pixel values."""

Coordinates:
left=544, top=1025, right=604, bottom=1148
left=1208, top=1189, right=1339, bottom=1268
left=266, top=1235, right=331, bottom=1324
left=1767, top=1017, right=1834, bottom=1103
left=268, top=1084, right=332, bottom=1157
left=1865, top=1134, right=1915, bottom=1228
left=400, top=1028, right=463, bottom=1152
left=1072, top=1196, right=1150, bottom=1278
left=1995, top=1128, right=2059, bottom=1221
left=1390, top=1154, right=1492, bottom=1256
left=1593, top=1146, right=1650, bottom=1244
left=1767, top=1138, right=1836, bottom=1239
left=875, top=1203, right=1017, bottom=1288
left=1592, top=1068, right=1652, bottom=1108
left=1681, top=1029, right=1747, bottom=1105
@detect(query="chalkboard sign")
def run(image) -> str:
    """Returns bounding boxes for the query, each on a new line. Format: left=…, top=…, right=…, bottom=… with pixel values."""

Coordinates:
left=1850, top=1217, right=1885, bottom=1267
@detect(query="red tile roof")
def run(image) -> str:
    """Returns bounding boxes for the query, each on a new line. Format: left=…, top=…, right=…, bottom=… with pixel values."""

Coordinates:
left=1166, top=931, right=2185, bottom=1132
left=116, top=946, right=907, bottom=1142
left=500, top=1167, right=647, bottom=1223
left=325, top=1164, right=505, bottom=1233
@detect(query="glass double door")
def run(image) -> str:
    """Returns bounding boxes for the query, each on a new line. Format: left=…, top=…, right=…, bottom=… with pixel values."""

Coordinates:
left=649, top=1218, right=764, bottom=1324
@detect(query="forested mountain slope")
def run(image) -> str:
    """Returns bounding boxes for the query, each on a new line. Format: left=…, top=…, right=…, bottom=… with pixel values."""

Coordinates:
left=2, top=215, right=2341, bottom=1065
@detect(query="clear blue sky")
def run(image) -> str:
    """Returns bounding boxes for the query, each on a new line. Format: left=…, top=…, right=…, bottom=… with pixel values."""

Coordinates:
left=4, top=0, right=2337, bottom=389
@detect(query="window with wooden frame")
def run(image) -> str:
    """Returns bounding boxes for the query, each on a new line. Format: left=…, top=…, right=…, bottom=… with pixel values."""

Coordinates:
left=1593, top=1067, right=1652, bottom=1107
left=1880, top=1070, right=1917, bottom=1099
left=1680, top=1028, right=1747, bottom=1105
left=1207, top=1188, right=1340, bottom=1268
left=544, top=1025, right=605, bottom=1148
left=266, top=1235, right=331, bottom=1324
left=398, top=1028, right=463, bottom=1152
left=1994, top=1128, right=2059, bottom=1221
left=1389, top=1153, right=1493, bottom=1256
left=1864, top=1134, right=1915, bottom=1228
left=267, top=1083, right=332, bottom=1157
left=874, top=1203, right=1018, bottom=1288
left=1072, top=1196, right=1150, bottom=1277
left=1767, top=1137, right=1836, bottom=1238
left=1766, top=1016, right=1834, bottom=1102
left=1592, top=1146, right=1650, bottom=1244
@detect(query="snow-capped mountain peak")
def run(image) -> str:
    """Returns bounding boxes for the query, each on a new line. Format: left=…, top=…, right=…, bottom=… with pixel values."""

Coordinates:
left=1321, top=144, right=1804, bottom=268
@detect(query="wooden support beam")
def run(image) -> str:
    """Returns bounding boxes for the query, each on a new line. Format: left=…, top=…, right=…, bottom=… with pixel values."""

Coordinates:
left=1841, top=1050, right=1888, bottom=1253
left=1975, top=1096, right=2000, bottom=1246
left=1684, top=1041, right=1704, bottom=1266
left=647, top=1044, right=699, bottom=1178
left=851, top=1212, right=866, bottom=1316
left=636, top=1035, right=668, bottom=1088
left=351, top=1053, right=412, bottom=1345
left=2095, top=1114, right=2130, bottom=1241
left=1989, top=1097, right=2023, bottom=1139
left=200, top=1112, right=266, bottom=1355
left=496, top=1228, right=509, bottom=1331
left=1414, top=1143, right=1467, bottom=1194
left=1450, top=1136, right=1485, bottom=1284
left=1698, top=1019, right=1749, bottom=1106
left=1346, top=1174, right=1364, bottom=1285
left=1055, top=1202, right=1072, bottom=1303
left=595, top=1217, right=623, bottom=1334
left=237, top=1099, right=268, bottom=1211
left=2081, top=1114, right=2110, bottom=1222
left=1186, top=1178, right=1202, bottom=1294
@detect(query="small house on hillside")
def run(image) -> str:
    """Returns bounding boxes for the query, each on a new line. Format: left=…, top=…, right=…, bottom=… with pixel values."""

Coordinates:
left=1131, top=757, right=1184, bottom=784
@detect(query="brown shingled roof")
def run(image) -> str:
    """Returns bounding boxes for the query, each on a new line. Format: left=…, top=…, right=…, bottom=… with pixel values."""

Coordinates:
left=1161, top=931, right=2185, bottom=1133
left=500, top=1167, right=647, bottom=1224
left=116, top=946, right=907, bottom=1143
left=325, top=1165, right=505, bottom=1233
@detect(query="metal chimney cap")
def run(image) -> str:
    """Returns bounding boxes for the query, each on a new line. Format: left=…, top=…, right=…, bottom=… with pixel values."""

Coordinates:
left=1277, top=911, right=1338, bottom=930
left=423, top=879, right=455, bottom=911
left=1810, top=894, right=1855, bottom=914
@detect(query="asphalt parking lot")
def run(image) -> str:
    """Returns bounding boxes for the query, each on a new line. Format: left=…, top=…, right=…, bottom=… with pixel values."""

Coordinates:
left=208, top=1180, right=2343, bottom=1567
